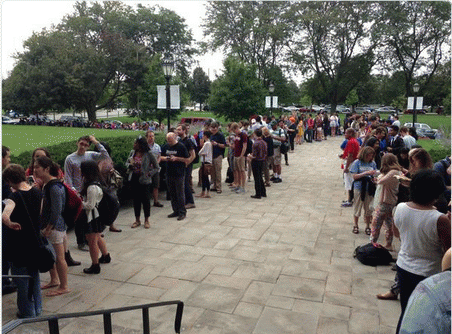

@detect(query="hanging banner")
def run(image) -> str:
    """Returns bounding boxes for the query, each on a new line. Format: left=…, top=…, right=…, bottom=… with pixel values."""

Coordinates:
left=407, top=96, right=423, bottom=110
left=265, top=96, right=278, bottom=108
left=157, top=85, right=180, bottom=109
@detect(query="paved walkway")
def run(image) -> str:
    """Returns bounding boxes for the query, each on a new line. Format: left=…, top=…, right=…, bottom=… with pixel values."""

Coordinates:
left=3, top=136, right=400, bottom=333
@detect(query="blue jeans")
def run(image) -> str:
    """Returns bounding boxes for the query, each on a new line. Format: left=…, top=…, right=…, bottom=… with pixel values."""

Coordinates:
left=11, top=264, right=42, bottom=318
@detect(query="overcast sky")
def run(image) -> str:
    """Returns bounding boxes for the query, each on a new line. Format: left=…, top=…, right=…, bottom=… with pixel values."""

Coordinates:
left=1, top=0, right=224, bottom=79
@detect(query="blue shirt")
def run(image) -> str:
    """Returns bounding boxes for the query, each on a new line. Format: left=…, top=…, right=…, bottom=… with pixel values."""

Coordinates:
left=350, top=159, right=377, bottom=191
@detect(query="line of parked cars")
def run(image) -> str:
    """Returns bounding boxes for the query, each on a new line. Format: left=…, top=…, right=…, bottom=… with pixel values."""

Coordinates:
left=403, top=122, right=438, bottom=139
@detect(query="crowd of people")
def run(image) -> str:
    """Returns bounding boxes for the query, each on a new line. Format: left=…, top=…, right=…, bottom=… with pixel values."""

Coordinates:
left=338, top=112, right=450, bottom=333
left=2, top=110, right=451, bottom=333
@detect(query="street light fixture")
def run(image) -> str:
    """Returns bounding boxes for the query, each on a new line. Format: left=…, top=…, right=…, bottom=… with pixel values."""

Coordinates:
left=269, top=82, right=275, bottom=116
left=162, top=59, right=175, bottom=133
left=413, top=83, right=420, bottom=126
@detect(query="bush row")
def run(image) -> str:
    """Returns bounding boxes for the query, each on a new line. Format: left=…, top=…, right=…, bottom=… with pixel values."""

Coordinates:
left=11, top=133, right=167, bottom=174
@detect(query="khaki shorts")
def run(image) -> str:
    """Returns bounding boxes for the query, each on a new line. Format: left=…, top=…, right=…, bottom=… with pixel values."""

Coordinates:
left=46, top=230, right=66, bottom=245
left=233, top=156, right=246, bottom=172
left=353, top=190, right=374, bottom=217
left=273, top=147, right=282, bottom=166
left=343, top=172, right=353, bottom=191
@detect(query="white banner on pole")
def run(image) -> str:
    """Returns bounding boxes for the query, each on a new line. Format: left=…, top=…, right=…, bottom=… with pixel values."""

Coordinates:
left=157, top=86, right=166, bottom=109
left=157, top=85, right=180, bottom=109
left=407, top=96, right=423, bottom=110
left=265, top=96, right=278, bottom=108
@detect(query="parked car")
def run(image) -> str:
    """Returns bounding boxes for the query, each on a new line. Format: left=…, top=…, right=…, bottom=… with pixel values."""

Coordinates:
left=403, top=122, right=437, bottom=139
left=2, top=116, right=19, bottom=124
left=376, top=106, right=396, bottom=113
left=354, top=107, right=371, bottom=113
left=403, top=109, right=427, bottom=114
left=7, top=111, right=21, bottom=118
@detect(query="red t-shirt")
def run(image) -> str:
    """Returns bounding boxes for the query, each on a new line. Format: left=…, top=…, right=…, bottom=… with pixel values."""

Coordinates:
left=233, top=131, right=248, bottom=157
left=342, top=137, right=360, bottom=161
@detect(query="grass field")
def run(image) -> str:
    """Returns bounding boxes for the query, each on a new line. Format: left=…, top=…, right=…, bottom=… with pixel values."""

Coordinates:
left=2, top=125, right=141, bottom=155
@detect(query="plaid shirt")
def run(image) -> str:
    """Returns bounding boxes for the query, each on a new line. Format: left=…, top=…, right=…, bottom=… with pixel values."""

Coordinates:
left=252, top=138, right=267, bottom=161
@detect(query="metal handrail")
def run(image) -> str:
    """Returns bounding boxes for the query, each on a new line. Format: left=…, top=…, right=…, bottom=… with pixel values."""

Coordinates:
left=2, top=300, right=184, bottom=334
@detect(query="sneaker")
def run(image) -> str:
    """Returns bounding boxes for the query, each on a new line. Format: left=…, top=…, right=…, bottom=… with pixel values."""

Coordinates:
left=231, top=186, right=239, bottom=192
left=236, top=187, right=245, bottom=194
left=341, top=202, right=353, bottom=207
left=270, top=176, right=276, bottom=181
left=273, top=178, right=282, bottom=183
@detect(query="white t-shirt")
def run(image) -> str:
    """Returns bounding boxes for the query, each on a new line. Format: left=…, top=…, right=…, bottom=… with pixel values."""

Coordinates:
left=198, top=140, right=212, bottom=164
left=403, top=135, right=416, bottom=149
left=395, top=203, right=444, bottom=277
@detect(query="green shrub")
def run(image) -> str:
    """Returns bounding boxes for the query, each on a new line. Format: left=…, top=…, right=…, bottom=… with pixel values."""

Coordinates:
left=10, top=133, right=167, bottom=173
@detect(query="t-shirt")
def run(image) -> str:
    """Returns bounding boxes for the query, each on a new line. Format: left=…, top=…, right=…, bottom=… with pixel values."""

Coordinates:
left=148, top=143, right=161, bottom=160
left=210, top=132, right=226, bottom=159
left=349, top=159, right=377, bottom=191
left=179, top=137, right=195, bottom=166
left=403, top=135, right=416, bottom=149
left=342, top=138, right=360, bottom=162
left=233, top=131, right=248, bottom=157
left=64, top=144, right=109, bottom=193
left=161, top=142, right=189, bottom=177
left=263, top=136, right=274, bottom=157
left=6, top=188, right=42, bottom=267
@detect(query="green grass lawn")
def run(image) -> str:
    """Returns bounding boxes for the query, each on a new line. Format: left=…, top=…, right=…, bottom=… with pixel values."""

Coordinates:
left=2, top=125, right=142, bottom=155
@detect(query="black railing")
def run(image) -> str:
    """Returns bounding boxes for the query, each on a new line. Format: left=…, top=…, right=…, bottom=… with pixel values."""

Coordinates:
left=2, top=300, right=184, bottom=334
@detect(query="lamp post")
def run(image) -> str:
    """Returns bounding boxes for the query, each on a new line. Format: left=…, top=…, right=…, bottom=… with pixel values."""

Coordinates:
left=162, top=59, right=175, bottom=133
left=269, top=82, right=275, bottom=116
left=412, top=83, right=420, bottom=126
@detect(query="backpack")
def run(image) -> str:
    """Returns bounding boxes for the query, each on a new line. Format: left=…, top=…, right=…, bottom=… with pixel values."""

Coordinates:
left=90, top=182, right=120, bottom=226
left=353, top=243, right=394, bottom=267
left=278, top=129, right=290, bottom=154
left=45, top=179, right=83, bottom=229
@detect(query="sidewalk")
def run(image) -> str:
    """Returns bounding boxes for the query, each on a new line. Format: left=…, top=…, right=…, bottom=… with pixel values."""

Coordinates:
left=2, top=136, right=400, bottom=333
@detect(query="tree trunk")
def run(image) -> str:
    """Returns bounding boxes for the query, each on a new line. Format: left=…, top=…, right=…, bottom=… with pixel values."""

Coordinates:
left=86, top=105, right=97, bottom=122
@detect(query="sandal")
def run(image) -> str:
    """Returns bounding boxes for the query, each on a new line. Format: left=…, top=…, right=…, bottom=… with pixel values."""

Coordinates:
left=352, top=226, right=359, bottom=234
left=365, top=227, right=371, bottom=235
left=131, top=221, right=141, bottom=228
left=144, top=221, right=150, bottom=229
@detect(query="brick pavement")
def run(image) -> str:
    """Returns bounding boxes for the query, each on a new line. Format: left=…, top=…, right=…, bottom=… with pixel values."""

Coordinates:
left=2, top=135, right=400, bottom=333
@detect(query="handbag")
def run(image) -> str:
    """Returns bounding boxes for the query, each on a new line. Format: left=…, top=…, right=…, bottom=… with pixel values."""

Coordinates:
left=202, top=163, right=212, bottom=176
left=110, top=169, right=123, bottom=189
left=19, top=193, right=56, bottom=273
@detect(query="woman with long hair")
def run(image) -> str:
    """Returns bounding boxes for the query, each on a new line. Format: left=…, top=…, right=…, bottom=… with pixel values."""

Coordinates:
left=2, top=164, right=43, bottom=317
left=126, top=136, right=159, bottom=229
left=34, top=156, right=70, bottom=296
left=350, top=146, right=377, bottom=235
left=370, top=153, right=403, bottom=250
left=80, top=160, right=111, bottom=274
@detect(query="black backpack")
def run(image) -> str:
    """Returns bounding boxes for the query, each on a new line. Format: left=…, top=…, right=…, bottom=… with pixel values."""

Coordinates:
left=91, top=182, right=120, bottom=226
left=353, top=243, right=394, bottom=267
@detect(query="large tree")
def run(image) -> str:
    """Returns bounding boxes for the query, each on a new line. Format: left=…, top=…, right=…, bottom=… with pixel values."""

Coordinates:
left=202, top=1, right=292, bottom=83
left=377, top=1, right=450, bottom=96
left=208, top=57, right=265, bottom=121
left=2, top=1, right=196, bottom=121
left=188, top=67, right=211, bottom=110
left=288, top=2, right=379, bottom=112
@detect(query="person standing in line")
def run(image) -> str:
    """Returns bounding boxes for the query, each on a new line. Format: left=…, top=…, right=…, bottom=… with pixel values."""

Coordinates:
left=262, top=127, right=274, bottom=187
left=196, top=131, right=213, bottom=198
left=248, top=128, right=267, bottom=199
left=64, top=136, right=110, bottom=251
left=2, top=145, right=17, bottom=295
left=269, top=121, right=285, bottom=183
left=387, top=125, right=405, bottom=156
left=2, top=164, right=43, bottom=317
left=176, top=124, right=196, bottom=209
left=161, top=132, right=189, bottom=221
left=393, top=170, right=451, bottom=333
left=340, top=128, right=361, bottom=207
left=350, top=146, right=377, bottom=235
left=209, top=122, right=226, bottom=194
left=35, top=157, right=70, bottom=297
left=80, top=161, right=111, bottom=274
left=305, top=114, right=314, bottom=143
left=126, top=136, right=159, bottom=229
left=146, top=130, right=164, bottom=207
left=230, top=122, right=248, bottom=193
left=399, top=126, right=416, bottom=150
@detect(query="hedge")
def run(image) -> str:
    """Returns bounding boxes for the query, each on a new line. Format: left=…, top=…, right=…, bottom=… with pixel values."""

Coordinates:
left=10, top=133, right=167, bottom=175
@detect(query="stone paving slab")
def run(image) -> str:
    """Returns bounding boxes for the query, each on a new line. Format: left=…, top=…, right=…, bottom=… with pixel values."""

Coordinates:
left=2, top=136, right=400, bottom=333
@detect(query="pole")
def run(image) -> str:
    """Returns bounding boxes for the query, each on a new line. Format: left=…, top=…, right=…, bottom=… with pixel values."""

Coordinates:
left=413, top=94, right=417, bottom=126
left=270, top=94, right=273, bottom=116
left=166, top=77, right=171, bottom=133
